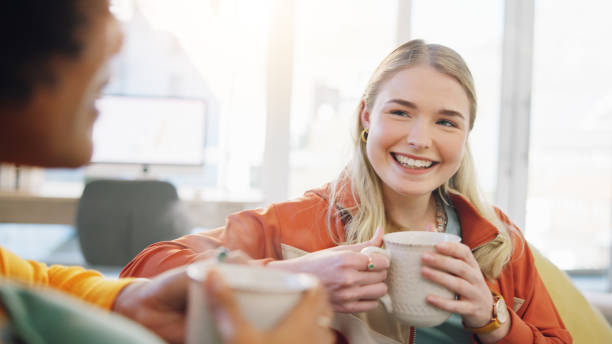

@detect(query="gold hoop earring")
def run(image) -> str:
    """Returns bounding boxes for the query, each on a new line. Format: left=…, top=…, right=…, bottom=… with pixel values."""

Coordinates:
left=360, top=128, right=369, bottom=143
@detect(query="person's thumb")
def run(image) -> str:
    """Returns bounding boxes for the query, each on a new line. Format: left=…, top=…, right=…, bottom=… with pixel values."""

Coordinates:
left=368, top=226, right=384, bottom=245
left=344, top=226, right=384, bottom=252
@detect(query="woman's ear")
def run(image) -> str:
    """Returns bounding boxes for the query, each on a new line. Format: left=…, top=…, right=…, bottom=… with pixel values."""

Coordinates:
left=359, top=100, right=370, bottom=129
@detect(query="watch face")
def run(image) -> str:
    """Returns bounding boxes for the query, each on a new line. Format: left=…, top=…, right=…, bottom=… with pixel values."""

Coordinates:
left=496, top=299, right=509, bottom=323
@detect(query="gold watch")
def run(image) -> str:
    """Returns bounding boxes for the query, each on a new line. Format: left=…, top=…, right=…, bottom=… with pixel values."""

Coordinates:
left=464, top=291, right=509, bottom=334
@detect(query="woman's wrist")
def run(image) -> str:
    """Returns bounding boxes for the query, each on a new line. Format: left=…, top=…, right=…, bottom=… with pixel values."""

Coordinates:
left=476, top=316, right=511, bottom=343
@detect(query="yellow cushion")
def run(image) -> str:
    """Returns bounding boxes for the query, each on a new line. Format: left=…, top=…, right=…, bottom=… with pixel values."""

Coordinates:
left=530, top=244, right=612, bottom=343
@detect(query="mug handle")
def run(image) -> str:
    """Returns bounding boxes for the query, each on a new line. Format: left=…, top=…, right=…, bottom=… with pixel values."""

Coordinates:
left=360, top=246, right=392, bottom=259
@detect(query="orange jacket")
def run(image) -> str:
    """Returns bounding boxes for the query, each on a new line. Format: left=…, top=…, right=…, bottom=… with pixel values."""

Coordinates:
left=1, top=246, right=133, bottom=310
left=121, top=184, right=571, bottom=343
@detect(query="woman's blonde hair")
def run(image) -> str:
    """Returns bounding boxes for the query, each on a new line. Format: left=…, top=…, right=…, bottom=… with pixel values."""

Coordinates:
left=327, top=39, right=514, bottom=279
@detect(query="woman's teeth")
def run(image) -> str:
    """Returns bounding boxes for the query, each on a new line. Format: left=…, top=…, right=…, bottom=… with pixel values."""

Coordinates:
left=393, top=154, right=433, bottom=168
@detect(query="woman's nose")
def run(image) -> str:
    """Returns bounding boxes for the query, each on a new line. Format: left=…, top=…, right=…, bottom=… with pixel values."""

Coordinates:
left=406, top=119, right=431, bottom=149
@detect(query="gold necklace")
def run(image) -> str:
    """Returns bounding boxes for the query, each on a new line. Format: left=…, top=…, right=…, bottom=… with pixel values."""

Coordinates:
left=434, top=194, right=448, bottom=232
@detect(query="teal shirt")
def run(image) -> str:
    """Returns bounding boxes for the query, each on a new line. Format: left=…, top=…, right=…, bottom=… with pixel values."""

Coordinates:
left=414, top=202, right=473, bottom=344
left=0, top=280, right=165, bottom=344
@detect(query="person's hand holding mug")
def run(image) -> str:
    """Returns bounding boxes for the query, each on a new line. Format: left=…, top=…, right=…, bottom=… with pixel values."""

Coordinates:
left=112, top=266, right=192, bottom=344
left=205, top=269, right=335, bottom=344
left=267, top=227, right=390, bottom=313
left=421, top=242, right=511, bottom=342
left=112, top=248, right=270, bottom=344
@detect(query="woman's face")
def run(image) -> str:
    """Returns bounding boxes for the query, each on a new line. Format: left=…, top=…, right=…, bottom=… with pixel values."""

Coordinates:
left=19, top=1, right=123, bottom=167
left=361, top=64, right=470, bottom=199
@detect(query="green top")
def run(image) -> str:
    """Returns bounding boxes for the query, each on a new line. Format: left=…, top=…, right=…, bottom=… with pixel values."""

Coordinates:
left=414, top=202, right=473, bottom=343
left=0, top=280, right=165, bottom=344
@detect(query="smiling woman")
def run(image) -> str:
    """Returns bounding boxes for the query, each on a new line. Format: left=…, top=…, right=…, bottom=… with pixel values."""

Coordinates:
left=121, top=39, right=572, bottom=344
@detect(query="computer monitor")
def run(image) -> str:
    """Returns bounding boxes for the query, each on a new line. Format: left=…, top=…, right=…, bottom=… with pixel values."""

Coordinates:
left=91, top=95, right=206, bottom=166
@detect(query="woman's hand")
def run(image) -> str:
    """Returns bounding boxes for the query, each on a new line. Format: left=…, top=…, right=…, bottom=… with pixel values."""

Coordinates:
left=420, top=242, right=511, bottom=343
left=206, top=269, right=335, bottom=344
left=268, top=227, right=390, bottom=313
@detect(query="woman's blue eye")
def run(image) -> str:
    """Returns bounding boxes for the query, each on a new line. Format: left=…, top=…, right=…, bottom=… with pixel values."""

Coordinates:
left=437, top=119, right=457, bottom=127
left=391, top=110, right=410, bottom=117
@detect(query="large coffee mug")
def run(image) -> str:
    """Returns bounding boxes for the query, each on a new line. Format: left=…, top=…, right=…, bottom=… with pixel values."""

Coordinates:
left=186, top=261, right=317, bottom=344
left=362, top=231, right=461, bottom=327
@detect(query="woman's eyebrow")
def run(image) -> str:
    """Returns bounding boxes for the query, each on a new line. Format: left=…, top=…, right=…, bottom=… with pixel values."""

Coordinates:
left=438, top=109, right=465, bottom=119
left=385, top=99, right=418, bottom=109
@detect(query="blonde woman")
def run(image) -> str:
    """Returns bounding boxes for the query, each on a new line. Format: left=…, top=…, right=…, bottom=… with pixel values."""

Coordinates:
left=122, top=40, right=571, bottom=344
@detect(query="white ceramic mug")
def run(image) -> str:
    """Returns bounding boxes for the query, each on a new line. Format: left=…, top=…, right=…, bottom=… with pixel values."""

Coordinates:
left=186, top=261, right=317, bottom=344
left=362, top=231, right=461, bottom=327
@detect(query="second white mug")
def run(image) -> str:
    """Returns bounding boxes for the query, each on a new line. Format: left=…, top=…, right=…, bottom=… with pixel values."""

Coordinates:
left=185, top=261, right=318, bottom=344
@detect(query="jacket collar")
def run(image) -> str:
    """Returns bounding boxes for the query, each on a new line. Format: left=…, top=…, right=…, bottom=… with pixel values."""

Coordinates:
left=308, top=181, right=499, bottom=250
left=448, top=193, right=499, bottom=250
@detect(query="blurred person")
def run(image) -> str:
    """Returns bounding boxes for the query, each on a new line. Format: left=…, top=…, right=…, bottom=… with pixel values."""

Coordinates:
left=122, top=40, right=572, bottom=343
left=0, top=1, right=333, bottom=343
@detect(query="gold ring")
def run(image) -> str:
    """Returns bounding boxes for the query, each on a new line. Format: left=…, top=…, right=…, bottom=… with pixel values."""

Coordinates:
left=216, top=247, right=229, bottom=262
left=317, top=315, right=332, bottom=328
left=367, top=256, right=375, bottom=270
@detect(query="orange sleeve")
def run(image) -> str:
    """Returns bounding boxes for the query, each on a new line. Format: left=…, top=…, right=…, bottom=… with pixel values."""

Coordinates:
left=0, top=246, right=133, bottom=310
left=120, top=191, right=341, bottom=279
left=495, top=233, right=572, bottom=343
left=120, top=205, right=284, bottom=278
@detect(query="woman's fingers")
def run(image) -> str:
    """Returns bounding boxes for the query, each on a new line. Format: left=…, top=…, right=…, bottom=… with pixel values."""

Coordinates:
left=356, top=252, right=390, bottom=272
left=434, top=242, right=480, bottom=268
left=420, top=265, right=478, bottom=299
left=330, top=282, right=387, bottom=304
left=270, top=244, right=391, bottom=315
left=425, top=294, right=474, bottom=315
left=421, top=251, right=482, bottom=285
left=419, top=244, right=495, bottom=325
left=331, top=250, right=390, bottom=272
left=332, top=299, right=381, bottom=313
left=327, top=268, right=388, bottom=289
left=329, top=282, right=387, bottom=313
left=425, top=290, right=494, bottom=327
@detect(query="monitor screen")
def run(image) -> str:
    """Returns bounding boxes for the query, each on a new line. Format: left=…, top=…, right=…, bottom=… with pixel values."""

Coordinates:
left=91, top=95, right=206, bottom=166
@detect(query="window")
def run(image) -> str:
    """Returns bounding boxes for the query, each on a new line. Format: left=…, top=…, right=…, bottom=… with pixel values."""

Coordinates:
left=525, top=0, right=612, bottom=271
left=92, top=96, right=206, bottom=166
left=288, top=0, right=399, bottom=198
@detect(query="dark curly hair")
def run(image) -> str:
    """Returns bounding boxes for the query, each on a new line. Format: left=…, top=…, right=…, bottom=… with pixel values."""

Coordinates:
left=0, top=0, right=89, bottom=105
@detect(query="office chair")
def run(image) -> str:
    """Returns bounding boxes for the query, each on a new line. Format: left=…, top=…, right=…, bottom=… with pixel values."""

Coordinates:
left=75, top=179, right=191, bottom=266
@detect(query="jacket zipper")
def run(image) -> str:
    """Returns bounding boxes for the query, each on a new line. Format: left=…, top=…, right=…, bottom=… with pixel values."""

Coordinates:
left=409, top=326, right=415, bottom=344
